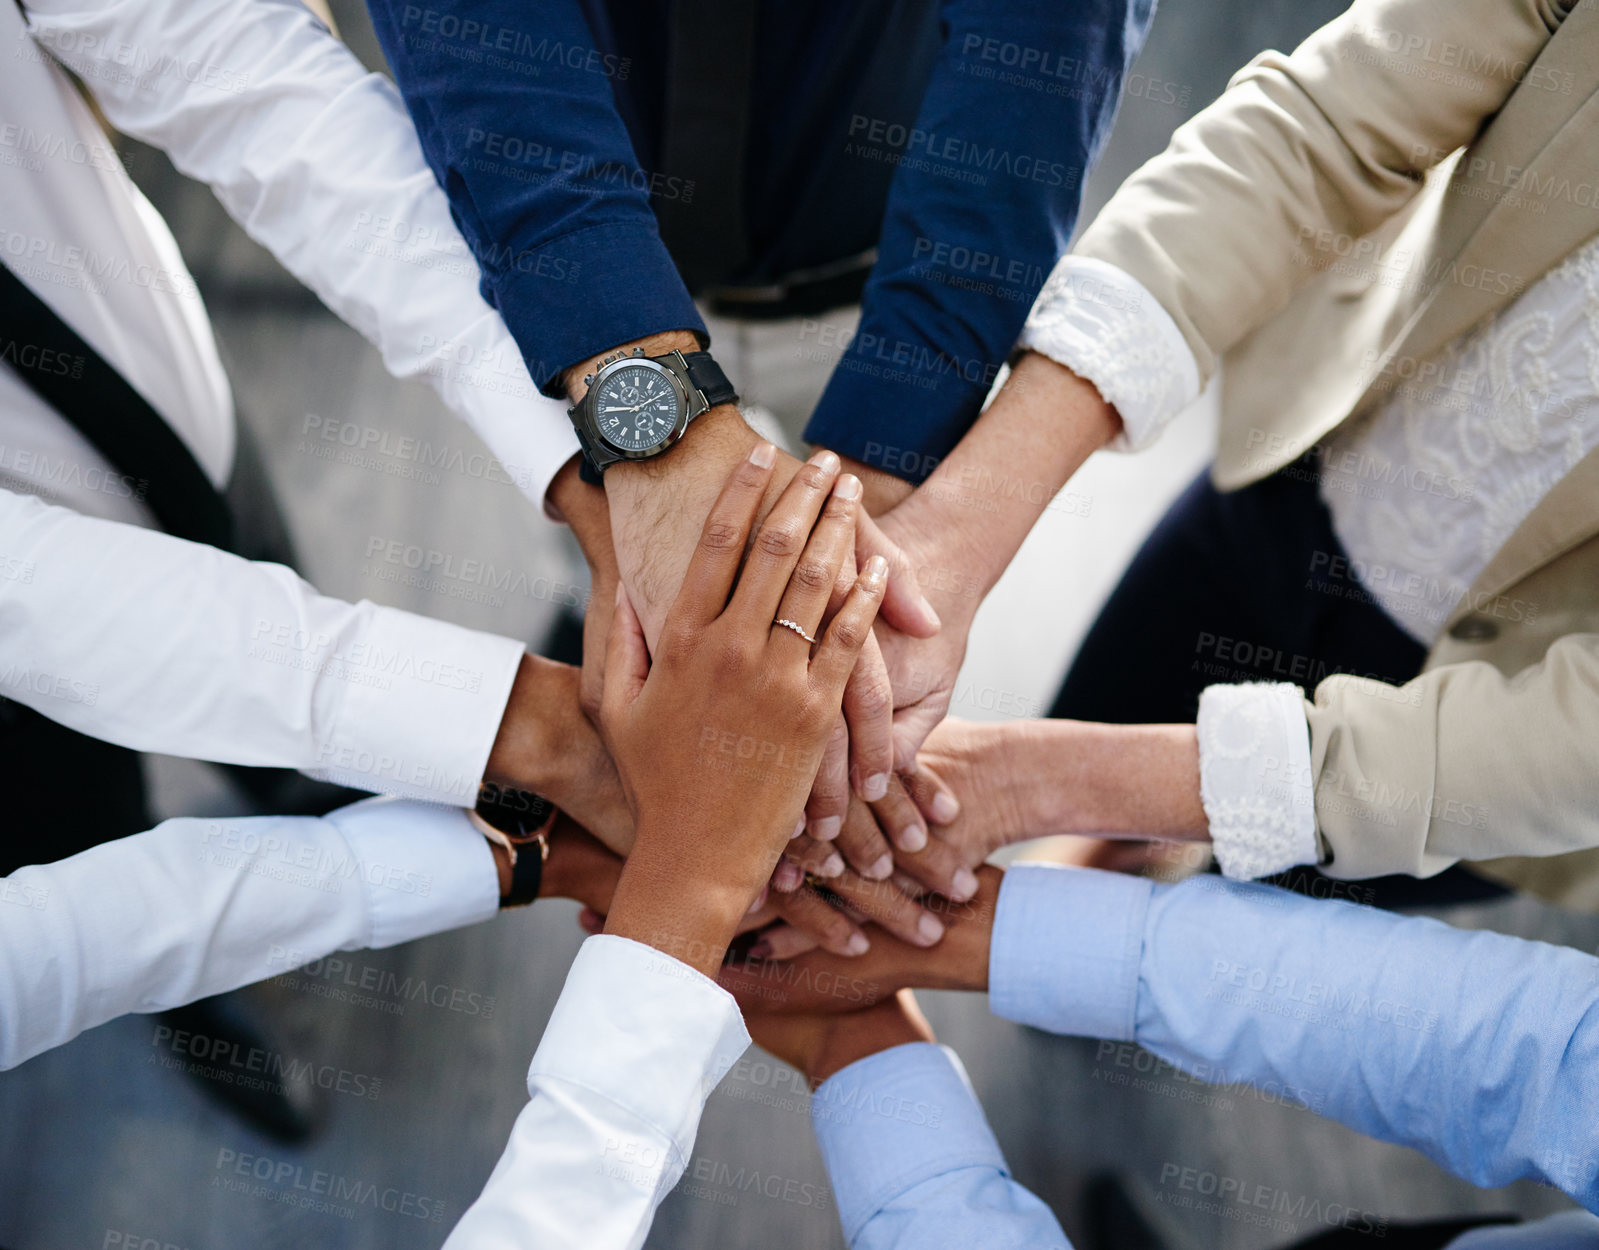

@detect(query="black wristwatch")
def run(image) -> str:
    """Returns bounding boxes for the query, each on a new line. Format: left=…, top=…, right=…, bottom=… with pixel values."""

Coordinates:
left=472, top=782, right=556, bottom=909
left=567, top=347, right=738, bottom=477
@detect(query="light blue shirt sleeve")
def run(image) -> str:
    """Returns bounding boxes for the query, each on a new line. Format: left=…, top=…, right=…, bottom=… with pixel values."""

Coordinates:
left=811, top=1042, right=1070, bottom=1249
left=990, top=865, right=1599, bottom=1212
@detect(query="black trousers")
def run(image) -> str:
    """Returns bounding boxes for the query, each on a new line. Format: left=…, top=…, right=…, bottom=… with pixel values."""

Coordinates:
left=1049, top=464, right=1504, bottom=908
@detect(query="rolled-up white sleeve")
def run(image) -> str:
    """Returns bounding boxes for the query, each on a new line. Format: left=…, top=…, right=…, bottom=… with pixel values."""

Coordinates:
left=1197, top=682, right=1320, bottom=880
left=0, top=488, right=524, bottom=804
left=0, top=796, right=499, bottom=1070
left=444, top=936, right=750, bottom=1250
left=22, top=0, right=581, bottom=511
left=1018, top=257, right=1200, bottom=452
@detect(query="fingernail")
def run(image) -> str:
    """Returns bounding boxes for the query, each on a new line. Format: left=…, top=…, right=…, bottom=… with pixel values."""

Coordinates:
left=917, top=913, right=946, bottom=945
left=747, top=939, right=772, bottom=961
left=791, top=817, right=806, bottom=840
left=896, top=824, right=927, bottom=853
left=749, top=441, right=776, bottom=468
left=833, top=474, right=862, bottom=501
left=820, top=853, right=845, bottom=879
left=747, top=886, right=769, bottom=915
left=867, top=852, right=894, bottom=880
left=951, top=868, right=979, bottom=901
left=810, top=449, right=840, bottom=474
left=863, top=772, right=890, bottom=801
left=614, top=580, right=626, bottom=606
left=862, top=555, right=888, bottom=588
left=931, top=792, right=960, bottom=823
left=918, top=595, right=942, bottom=631
left=811, top=816, right=842, bottom=842
left=845, top=933, right=870, bottom=956
left=774, top=860, right=804, bottom=892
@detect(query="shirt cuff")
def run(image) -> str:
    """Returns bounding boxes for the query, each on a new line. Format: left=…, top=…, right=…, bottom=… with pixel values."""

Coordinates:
left=989, top=863, right=1150, bottom=1041
left=487, top=220, right=707, bottom=399
left=1198, top=683, right=1320, bottom=880
left=813, top=1042, right=1002, bottom=1245
left=1018, top=257, right=1200, bottom=452
left=312, top=606, right=525, bottom=805
left=325, top=796, right=501, bottom=949
left=528, top=935, right=750, bottom=1179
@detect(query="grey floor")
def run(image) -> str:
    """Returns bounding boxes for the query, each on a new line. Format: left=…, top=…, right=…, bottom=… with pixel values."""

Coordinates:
left=0, top=1, right=1590, bottom=1246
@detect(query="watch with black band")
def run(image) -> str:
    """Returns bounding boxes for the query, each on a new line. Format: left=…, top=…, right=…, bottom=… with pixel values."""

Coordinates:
left=568, top=347, right=738, bottom=478
left=472, top=782, right=557, bottom=908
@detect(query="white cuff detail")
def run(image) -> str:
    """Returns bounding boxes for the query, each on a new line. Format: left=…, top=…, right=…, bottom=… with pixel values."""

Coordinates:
left=1018, top=257, right=1200, bottom=452
left=1198, top=683, right=1318, bottom=880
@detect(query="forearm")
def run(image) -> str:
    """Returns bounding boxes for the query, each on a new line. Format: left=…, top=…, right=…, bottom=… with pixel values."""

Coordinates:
left=878, top=353, right=1118, bottom=618
left=0, top=800, right=498, bottom=1069
left=990, top=866, right=1599, bottom=1208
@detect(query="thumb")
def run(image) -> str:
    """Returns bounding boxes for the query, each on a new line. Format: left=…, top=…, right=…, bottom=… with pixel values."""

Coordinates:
left=858, top=511, right=940, bottom=639
left=602, top=581, right=650, bottom=717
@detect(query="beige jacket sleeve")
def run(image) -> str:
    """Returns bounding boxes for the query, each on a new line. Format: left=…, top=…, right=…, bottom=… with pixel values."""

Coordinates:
left=1073, top=0, right=1573, bottom=384
left=1308, top=635, right=1599, bottom=880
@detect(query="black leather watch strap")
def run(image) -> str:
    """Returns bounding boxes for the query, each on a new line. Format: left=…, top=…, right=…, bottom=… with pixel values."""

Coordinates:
left=502, top=838, right=545, bottom=908
left=681, top=350, right=739, bottom=407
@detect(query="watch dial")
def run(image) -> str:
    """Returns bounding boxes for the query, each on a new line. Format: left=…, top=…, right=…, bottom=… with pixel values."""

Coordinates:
left=593, top=365, right=682, bottom=452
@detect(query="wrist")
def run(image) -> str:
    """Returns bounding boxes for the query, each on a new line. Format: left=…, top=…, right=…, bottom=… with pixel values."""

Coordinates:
left=810, top=1015, right=929, bottom=1087
left=603, top=838, right=756, bottom=979
left=1022, top=721, right=1206, bottom=841
left=548, top=456, right=614, bottom=565
left=483, top=655, right=587, bottom=804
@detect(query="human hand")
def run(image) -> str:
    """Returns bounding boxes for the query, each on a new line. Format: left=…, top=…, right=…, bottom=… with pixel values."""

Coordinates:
left=597, top=444, right=889, bottom=978
left=746, top=990, right=935, bottom=1089
left=595, top=377, right=936, bottom=861
left=720, top=866, right=1001, bottom=1014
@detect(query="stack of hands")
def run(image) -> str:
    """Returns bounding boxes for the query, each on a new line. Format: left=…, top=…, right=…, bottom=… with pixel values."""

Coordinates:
left=487, top=347, right=1209, bottom=981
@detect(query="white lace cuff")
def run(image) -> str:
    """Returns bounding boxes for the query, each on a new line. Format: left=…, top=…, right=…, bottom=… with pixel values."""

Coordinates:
left=1197, top=683, right=1319, bottom=880
left=1018, top=257, right=1200, bottom=452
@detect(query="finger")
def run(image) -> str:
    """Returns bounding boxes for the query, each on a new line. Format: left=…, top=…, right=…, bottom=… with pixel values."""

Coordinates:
left=891, top=693, right=951, bottom=774
left=902, top=764, right=961, bottom=827
left=858, top=510, right=939, bottom=638
left=831, top=795, right=893, bottom=881
left=842, top=632, right=894, bottom=802
left=786, top=835, right=845, bottom=882
left=810, top=554, right=888, bottom=695
left=825, top=871, right=946, bottom=949
left=770, top=472, right=860, bottom=652
left=599, top=583, right=649, bottom=724
left=577, top=907, right=605, bottom=935
left=771, top=857, right=805, bottom=893
left=804, top=717, right=850, bottom=841
left=667, top=441, right=777, bottom=633
left=726, top=449, right=841, bottom=630
left=767, top=886, right=869, bottom=957
left=745, top=923, right=820, bottom=962
left=891, top=832, right=980, bottom=903
left=869, top=772, right=927, bottom=854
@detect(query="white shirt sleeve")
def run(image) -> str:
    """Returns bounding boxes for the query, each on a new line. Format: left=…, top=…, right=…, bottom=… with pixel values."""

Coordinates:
left=0, top=796, right=499, bottom=1070
left=1196, top=683, right=1319, bottom=880
left=444, top=935, right=750, bottom=1250
left=21, top=0, right=581, bottom=513
left=0, top=487, right=525, bottom=804
left=1018, top=257, right=1200, bottom=452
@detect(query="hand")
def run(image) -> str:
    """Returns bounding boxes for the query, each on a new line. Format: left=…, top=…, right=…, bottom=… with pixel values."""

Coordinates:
left=597, top=443, right=889, bottom=978
left=720, top=865, right=1001, bottom=1014
left=580, top=334, right=936, bottom=858
left=747, top=990, right=935, bottom=1089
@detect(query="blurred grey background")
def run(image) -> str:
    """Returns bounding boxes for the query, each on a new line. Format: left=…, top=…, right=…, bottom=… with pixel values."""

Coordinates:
left=1, top=1, right=1590, bottom=1247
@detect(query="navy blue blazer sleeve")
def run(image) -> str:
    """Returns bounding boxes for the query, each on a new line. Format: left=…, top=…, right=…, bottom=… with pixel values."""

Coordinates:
left=365, top=1, right=706, bottom=396
left=804, top=0, right=1153, bottom=483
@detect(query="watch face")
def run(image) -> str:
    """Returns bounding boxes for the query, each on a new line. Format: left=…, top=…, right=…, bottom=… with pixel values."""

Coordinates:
left=592, top=364, right=683, bottom=452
